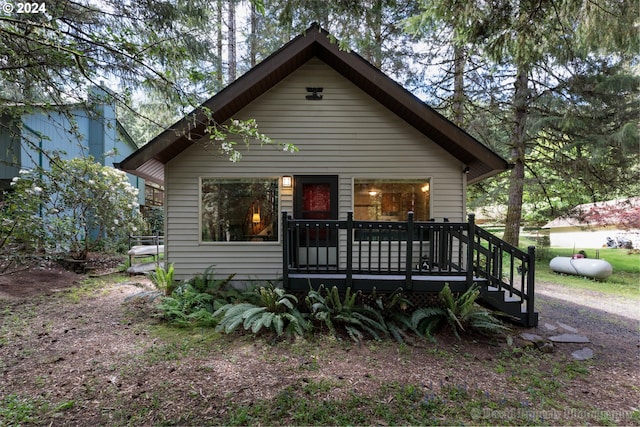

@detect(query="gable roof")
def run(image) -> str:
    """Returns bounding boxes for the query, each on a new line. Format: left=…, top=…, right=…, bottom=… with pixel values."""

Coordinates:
left=116, top=23, right=509, bottom=185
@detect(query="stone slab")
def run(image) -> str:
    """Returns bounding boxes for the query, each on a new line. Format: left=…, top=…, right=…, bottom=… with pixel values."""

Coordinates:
left=549, top=334, right=590, bottom=343
left=520, top=333, right=543, bottom=342
left=557, top=322, right=578, bottom=333
left=571, top=347, right=594, bottom=360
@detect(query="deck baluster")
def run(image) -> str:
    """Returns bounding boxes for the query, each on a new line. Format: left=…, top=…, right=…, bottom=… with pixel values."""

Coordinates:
left=282, top=212, right=537, bottom=327
left=405, top=212, right=414, bottom=289
left=466, top=214, right=475, bottom=285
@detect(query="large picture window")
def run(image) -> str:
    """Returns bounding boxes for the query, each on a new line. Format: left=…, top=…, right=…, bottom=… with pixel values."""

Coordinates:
left=201, top=178, right=278, bottom=242
left=354, top=179, right=431, bottom=221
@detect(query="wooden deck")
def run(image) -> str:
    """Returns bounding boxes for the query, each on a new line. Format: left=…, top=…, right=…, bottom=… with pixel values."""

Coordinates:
left=282, top=212, right=538, bottom=327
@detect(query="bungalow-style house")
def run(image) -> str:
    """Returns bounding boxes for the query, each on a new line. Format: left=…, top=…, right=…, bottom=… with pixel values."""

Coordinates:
left=117, top=24, right=537, bottom=326
left=543, top=198, right=640, bottom=249
left=0, top=86, right=146, bottom=207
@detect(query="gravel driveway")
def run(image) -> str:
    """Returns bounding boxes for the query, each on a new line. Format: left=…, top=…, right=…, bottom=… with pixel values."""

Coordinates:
left=531, top=280, right=639, bottom=366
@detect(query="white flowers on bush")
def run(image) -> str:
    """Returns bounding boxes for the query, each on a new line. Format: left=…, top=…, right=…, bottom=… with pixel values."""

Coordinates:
left=4, top=157, right=142, bottom=259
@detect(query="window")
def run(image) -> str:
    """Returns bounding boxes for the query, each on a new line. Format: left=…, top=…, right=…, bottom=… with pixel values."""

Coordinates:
left=144, top=182, right=164, bottom=207
left=354, top=179, right=431, bottom=221
left=201, top=178, right=278, bottom=242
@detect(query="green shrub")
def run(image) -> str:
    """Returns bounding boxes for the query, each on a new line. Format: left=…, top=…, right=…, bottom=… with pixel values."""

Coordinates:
left=411, top=284, right=510, bottom=340
left=214, top=284, right=308, bottom=337
left=366, top=288, right=417, bottom=343
left=148, top=263, right=176, bottom=296
left=156, top=267, right=239, bottom=327
left=3, top=157, right=142, bottom=260
left=305, top=285, right=388, bottom=343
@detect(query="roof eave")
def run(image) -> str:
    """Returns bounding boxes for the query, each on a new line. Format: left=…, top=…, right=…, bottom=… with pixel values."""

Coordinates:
left=117, top=23, right=509, bottom=186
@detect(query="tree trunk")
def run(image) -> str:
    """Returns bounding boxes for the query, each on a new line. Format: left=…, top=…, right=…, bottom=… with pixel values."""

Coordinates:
left=368, top=0, right=383, bottom=68
left=227, top=0, right=237, bottom=82
left=502, top=66, right=529, bottom=247
left=216, top=0, right=223, bottom=88
left=452, top=43, right=466, bottom=127
left=249, top=1, right=258, bottom=68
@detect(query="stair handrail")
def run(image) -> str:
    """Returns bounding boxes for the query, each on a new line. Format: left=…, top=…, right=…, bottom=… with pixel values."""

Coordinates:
left=471, top=224, right=536, bottom=326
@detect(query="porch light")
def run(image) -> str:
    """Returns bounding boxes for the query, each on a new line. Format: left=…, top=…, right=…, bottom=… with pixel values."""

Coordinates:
left=421, top=183, right=430, bottom=193
left=282, top=176, right=292, bottom=188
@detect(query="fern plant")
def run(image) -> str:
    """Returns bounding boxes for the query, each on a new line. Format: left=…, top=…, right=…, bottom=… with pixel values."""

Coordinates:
left=214, top=285, right=308, bottom=337
left=148, top=263, right=176, bottom=296
left=411, top=283, right=510, bottom=340
left=367, top=288, right=417, bottom=343
left=155, top=267, right=241, bottom=327
left=157, top=289, right=217, bottom=327
left=186, top=266, right=244, bottom=308
left=305, top=285, right=388, bottom=343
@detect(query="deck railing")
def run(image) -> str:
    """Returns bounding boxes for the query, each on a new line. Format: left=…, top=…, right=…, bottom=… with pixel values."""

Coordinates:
left=470, top=226, right=536, bottom=327
left=282, top=211, right=474, bottom=287
left=282, top=211, right=536, bottom=326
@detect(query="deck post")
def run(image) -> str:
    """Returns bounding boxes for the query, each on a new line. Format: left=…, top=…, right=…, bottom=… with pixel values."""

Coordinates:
left=526, top=245, right=536, bottom=327
left=466, top=213, right=475, bottom=286
left=346, top=211, right=353, bottom=287
left=405, top=211, right=414, bottom=289
left=282, top=211, right=289, bottom=288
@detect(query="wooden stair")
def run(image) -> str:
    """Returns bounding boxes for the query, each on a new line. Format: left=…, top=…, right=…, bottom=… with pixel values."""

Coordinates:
left=478, top=283, right=538, bottom=327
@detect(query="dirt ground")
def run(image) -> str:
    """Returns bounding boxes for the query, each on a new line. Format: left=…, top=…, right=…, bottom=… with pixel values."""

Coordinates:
left=0, top=258, right=638, bottom=425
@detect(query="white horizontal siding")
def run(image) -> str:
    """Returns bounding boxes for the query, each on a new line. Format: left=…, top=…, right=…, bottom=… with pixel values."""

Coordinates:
left=166, top=58, right=465, bottom=281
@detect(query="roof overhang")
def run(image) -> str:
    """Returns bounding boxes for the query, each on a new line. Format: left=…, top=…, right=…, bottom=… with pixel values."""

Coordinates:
left=116, top=24, right=509, bottom=185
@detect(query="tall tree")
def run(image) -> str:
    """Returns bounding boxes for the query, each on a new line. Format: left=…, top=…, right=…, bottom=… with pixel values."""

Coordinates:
left=0, top=0, right=268, bottom=151
left=228, top=0, right=238, bottom=82
left=261, top=0, right=425, bottom=85
left=410, top=0, right=639, bottom=245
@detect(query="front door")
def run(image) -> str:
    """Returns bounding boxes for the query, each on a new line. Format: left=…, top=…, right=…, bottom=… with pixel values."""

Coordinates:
left=293, top=175, right=338, bottom=266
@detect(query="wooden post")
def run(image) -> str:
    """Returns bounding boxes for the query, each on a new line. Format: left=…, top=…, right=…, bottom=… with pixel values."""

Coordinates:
left=527, top=245, right=536, bottom=327
left=466, top=213, right=476, bottom=286
left=405, top=211, right=414, bottom=289
left=346, top=211, right=353, bottom=287
left=282, top=211, right=289, bottom=288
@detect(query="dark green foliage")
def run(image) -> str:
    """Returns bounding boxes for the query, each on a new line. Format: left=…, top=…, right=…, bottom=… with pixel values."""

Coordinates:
left=366, top=288, right=418, bottom=343
left=156, top=267, right=239, bottom=327
left=411, top=284, right=510, bottom=340
left=153, top=268, right=509, bottom=342
left=214, top=285, right=308, bottom=337
left=305, top=285, right=388, bottom=343
left=148, top=263, right=176, bottom=296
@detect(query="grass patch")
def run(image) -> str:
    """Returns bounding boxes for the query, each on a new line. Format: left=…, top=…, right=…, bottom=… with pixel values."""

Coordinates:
left=530, top=246, right=640, bottom=299
left=142, top=323, right=225, bottom=362
left=216, top=376, right=567, bottom=426
left=62, top=273, right=131, bottom=303
left=0, top=394, right=75, bottom=425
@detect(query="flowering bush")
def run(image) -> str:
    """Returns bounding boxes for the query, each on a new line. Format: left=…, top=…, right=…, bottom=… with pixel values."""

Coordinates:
left=4, top=157, right=142, bottom=260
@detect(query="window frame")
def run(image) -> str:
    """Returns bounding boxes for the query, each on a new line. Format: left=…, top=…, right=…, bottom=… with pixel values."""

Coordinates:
left=352, top=178, right=432, bottom=222
left=352, top=178, right=433, bottom=242
left=199, top=176, right=281, bottom=244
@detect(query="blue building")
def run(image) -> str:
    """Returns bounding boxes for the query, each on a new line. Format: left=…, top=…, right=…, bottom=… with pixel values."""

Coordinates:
left=0, top=87, right=148, bottom=208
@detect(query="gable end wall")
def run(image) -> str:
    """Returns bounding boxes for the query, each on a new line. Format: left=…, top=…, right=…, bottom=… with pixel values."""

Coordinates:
left=166, top=59, right=465, bottom=281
